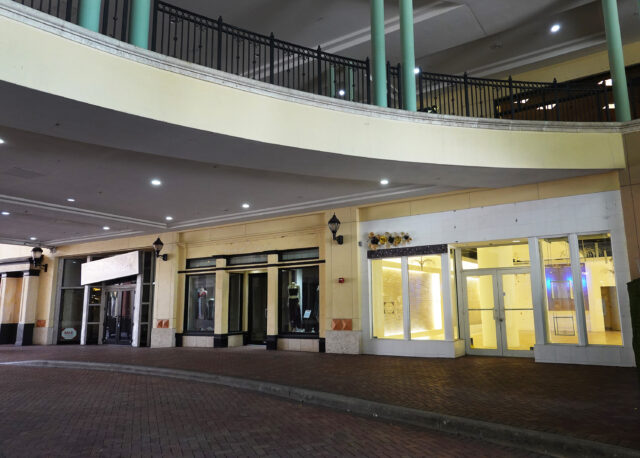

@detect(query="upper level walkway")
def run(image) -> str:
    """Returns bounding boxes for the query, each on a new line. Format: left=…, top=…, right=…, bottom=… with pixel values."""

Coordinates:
left=0, top=0, right=628, bottom=185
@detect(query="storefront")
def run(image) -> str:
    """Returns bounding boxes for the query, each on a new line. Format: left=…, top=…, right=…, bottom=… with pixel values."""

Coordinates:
left=360, top=190, right=635, bottom=366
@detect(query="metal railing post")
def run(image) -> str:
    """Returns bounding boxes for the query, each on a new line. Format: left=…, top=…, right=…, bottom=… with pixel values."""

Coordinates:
left=397, top=63, right=403, bottom=110
left=386, top=61, right=391, bottom=107
left=150, top=0, right=158, bottom=51
left=366, top=57, right=372, bottom=105
left=317, top=46, right=323, bottom=96
left=216, top=16, right=223, bottom=70
left=269, top=33, right=275, bottom=84
left=418, top=68, right=424, bottom=111
left=464, top=72, right=470, bottom=117
left=508, top=75, right=515, bottom=119
left=553, top=78, right=560, bottom=121
left=65, top=0, right=74, bottom=22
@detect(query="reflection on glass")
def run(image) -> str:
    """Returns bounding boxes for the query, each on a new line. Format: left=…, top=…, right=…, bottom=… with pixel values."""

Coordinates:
left=579, top=234, right=622, bottom=346
left=461, top=243, right=530, bottom=270
left=61, top=258, right=84, bottom=287
left=186, top=275, right=215, bottom=333
left=408, top=255, right=444, bottom=340
left=58, top=288, right=84, bottom=343
left=502, top=273, right=535, bottom=351
left=466, top=275, right=497, bottom=349
left=540, top=237, right=578, bottom=344
left=371, top=258, right=403, bottom=339
left=279, top=266, right=319, bottom=334
left=89, top=287, right=101, bottom=304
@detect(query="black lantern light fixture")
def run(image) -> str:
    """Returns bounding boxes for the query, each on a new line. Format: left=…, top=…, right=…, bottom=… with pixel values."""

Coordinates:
left=31, top=246, right=47, bottom=272
left=152, top=237, right=168, bottom=261
left=328, top=213, right=344, bottom=245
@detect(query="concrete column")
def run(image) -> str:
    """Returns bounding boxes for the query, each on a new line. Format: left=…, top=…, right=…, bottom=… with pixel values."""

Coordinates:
left=214, top=258, right=229, bottom=347
left=129, top=0, right=151, bottom=49
left=80, top=284, right=90, bottom=345
left=602, top=0, right=632, bottom=122
left=528, top=237, right=547, bottom=346
left=78, top=0, right=101, bottom=33
left=441, top=253, right=454, bottom=341
left=370, top=0, right=387, bottom=107
left=266, top=254, right=279, bottom=350
left=399, top=0, right=417, bottom=111
left=16, top=272, right=39, bottom=346
left=0, top=275, right=21, bottom=344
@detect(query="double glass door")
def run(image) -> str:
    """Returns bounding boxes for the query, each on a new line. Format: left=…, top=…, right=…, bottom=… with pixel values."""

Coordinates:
left=103, top=287, right=135, bottom=345
left=462, top=268, right=535, bottom=356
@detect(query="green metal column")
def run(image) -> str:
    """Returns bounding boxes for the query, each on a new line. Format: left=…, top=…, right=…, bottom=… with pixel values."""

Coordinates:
left=399, top=0, right=417, bottom=111
left=78, top=0, right=101, bottom=33
left=602, top=0, right=631, bottom=121
left=129, top=0, right=152, bottom=49
left=370, top=0, right=387, bottom=107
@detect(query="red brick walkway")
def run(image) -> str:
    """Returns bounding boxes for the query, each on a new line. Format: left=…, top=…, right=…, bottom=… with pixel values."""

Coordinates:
left=1, top=345, right=638, bottom=450
left=0, top=366, right=539, bottom=457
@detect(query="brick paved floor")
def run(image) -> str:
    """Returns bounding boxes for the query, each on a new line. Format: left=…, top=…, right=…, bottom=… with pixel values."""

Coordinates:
left=0, top=366, right=540, bottom=458
left=0, top=345, right=638, bottom=450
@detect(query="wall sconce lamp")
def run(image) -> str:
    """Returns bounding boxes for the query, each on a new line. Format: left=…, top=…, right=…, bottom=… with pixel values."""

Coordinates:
left=328, top=213, right=344, bottom=245
left=152, top=238, right=168, bottom=261
left=31, top=246, right=48, bottom=272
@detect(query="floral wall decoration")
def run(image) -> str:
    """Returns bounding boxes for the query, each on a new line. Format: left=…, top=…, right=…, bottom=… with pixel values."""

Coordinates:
left=367, top=232, right=412, bottom=250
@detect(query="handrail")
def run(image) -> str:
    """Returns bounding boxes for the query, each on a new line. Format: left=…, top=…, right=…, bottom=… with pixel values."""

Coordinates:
left=12, top=0, right=638, bottom=122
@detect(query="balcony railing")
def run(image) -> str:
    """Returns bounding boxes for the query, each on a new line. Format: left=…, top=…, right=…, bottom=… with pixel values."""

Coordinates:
left=12, top=0, right=640, bottom=123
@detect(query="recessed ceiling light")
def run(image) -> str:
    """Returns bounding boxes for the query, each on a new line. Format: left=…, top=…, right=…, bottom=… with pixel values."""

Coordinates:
left=66, top=198, right=76, bottom=202
left=512, top=240, right=521, bottom=243
left=165, top=216, right=174, bottom=221
left=103, top=226, right=110, bottom=231
left=29, top=237, right=37, bottom=241
left=242, top=203, right=250, bottom=209
left=0, top=138, right=5, bottom=144
left=338, top=89, right=346, bottom=96
left=150, top=179, right=162, bottom=186
left=1, top=211, right=9, bottom=216
left=550, top=24, right=561, bottom=33
left=380, top=178, right=389, bottom=185
left=414, top=67, right=420, bottom=75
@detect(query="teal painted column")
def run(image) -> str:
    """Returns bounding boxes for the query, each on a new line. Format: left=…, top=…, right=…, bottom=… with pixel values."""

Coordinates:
left=129, top=0, right=152, bottom=49
left=399, top=0, right=417, bottom=111
left=370, top=0, right=387, bottom=107
left=78, top=0, right=101, bottom=33
left=602, top=0, right=631, bottom=121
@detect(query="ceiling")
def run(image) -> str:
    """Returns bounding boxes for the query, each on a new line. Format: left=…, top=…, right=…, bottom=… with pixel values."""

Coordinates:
left=172, top=0, right=640, bottom=79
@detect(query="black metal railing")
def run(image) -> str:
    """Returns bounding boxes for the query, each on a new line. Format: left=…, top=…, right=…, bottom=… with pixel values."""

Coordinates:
left=13, top=0, right=640, bottom=122
left=151, top=1, right=370, bottom=103
left=13, top=0, right=78, bottom=22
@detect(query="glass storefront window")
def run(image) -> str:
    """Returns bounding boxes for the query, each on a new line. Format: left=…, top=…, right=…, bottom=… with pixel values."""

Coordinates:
left=186, top=275, right=215, bottom=333
left=58, top=288, right=84, bottom=343
left=279, top=266, right=319, bottom=335
left=578, top=234, right=622, bottom=346
left=61, top=258, right=83, bottom=287
left=461, top=243, right=530, bottom=270
left=408, top=256, right=444, bottom=340
left=371, top=258, right=404, bottom=339
left=228, top=273, right=243, bottom=333
left=539, top=237, right=578, bottom=344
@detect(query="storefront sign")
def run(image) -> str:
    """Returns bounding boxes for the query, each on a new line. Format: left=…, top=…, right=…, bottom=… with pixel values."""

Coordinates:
left=61, top=327, right=77, bottom=340
left=81, top=251, right=140, bottom=285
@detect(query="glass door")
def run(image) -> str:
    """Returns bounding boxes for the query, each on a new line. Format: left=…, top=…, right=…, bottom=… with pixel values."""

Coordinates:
left=248, top=273, right=268, bottom=344
left=103, top=287, right=135, bottom=345
left=463, top=269, right=534, bottom=356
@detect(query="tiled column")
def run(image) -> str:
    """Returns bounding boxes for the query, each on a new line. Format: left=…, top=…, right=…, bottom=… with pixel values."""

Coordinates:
left=15, top=272, right=39, bottom=346
left=129, top=0, right=151, bottom=49
left=0, top=274, right=21, bottom=344
left=266, top=254, right=279, bottom=350
left=78, top=0, right=101, bottom=33
left=213, top=258, right=229, bottom=347
left=370, top=0, right=387, bottom=107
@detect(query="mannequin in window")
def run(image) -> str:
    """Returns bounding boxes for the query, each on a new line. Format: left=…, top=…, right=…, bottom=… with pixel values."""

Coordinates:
left=288, top=282, right=301, bottom=331
left=197, top=287, right=208, bottom=320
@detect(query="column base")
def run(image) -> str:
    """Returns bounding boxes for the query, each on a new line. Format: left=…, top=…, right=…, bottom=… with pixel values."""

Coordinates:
left=15, top=323, right=34, bottom=346
left=0, top=323, right=17, bottom=344
left=213, top=334, right=228, bottom=348
left=266, top=335, right=278, bottom=351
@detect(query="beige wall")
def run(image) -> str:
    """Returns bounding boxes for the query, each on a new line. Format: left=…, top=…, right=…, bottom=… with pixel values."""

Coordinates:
left=619, top=129, right=640, bottom=280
